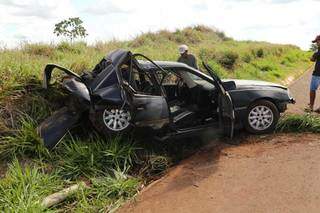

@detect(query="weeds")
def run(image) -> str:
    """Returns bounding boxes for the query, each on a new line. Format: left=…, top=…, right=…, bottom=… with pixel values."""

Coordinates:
left=23, top=43, right=55, bottom=57
left=56, top=136, right=138, bottom=179
left=58, top=170, right=140, bottom=212
left=276, top=114, right=320, bottom=133
left=0, top=159, right=62, bottom=212
left=0, top=115, right=50, bottom=160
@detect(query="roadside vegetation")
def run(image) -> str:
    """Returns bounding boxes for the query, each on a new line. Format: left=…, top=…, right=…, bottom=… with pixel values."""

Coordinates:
left=0, top=25, right=312, bottom=211
left=277, top=113, right=320, bottom=133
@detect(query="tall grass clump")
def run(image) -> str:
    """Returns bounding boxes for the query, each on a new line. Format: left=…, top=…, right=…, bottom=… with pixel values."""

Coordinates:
left=56, top=136, right=138, bottom=179
left=276, top=114, right=320, bottom=133
left=59, top=170, right=140, bottom=212
left=0, top=159, right=62, bottom=212
left=23, top=43, right=55, bottom=57
left=0, top=115, right=50, bottom=160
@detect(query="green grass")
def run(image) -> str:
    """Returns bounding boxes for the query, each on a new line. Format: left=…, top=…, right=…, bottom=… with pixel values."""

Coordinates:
left=55, top=136, right=138, bottom=180
left=0, top=115, right=50, bottom=160
left=276, top=114, right=320, bottom=133
left=0, top=159, right=63, bottom=212
left=0, top=25, right=314, bottom=211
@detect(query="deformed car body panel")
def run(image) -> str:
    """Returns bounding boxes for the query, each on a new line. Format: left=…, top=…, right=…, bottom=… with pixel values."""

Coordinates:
left=63, top=78, right=91, bottom=102
left=37, top=107, right=81, bottom=149
left=43, top=64, right=83, bottom=89
left=132, top=94, right=169, bottom=129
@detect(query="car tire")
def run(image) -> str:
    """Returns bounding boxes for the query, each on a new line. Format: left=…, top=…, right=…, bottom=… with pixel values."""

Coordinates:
left=89, top=105, right=133, bottom=137
left=244, top=100, right=279, bottom=134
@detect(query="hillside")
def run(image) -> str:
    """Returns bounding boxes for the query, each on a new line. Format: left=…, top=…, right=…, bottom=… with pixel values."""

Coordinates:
left=0, top=26, right=312, bottom=212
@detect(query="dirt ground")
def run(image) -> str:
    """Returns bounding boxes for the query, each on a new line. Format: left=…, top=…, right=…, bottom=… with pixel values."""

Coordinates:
left=120, top=69, right=320, bottom=213
left=287, top=69, right=316, bottom=114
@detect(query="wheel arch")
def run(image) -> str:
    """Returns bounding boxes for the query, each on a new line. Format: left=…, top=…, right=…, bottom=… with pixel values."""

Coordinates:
left=251, top=97, right=281, bottom=112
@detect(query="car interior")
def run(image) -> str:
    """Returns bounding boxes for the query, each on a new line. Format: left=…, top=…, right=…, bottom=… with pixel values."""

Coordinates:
left=155, top=68, right=220, bottom=128
left=120, top=59, right=221, bottom=129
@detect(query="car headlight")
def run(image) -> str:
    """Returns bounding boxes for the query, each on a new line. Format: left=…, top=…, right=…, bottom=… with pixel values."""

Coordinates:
left=286, top=89, right=296, bottom=104
left=287, top=88, right=291, bottom=97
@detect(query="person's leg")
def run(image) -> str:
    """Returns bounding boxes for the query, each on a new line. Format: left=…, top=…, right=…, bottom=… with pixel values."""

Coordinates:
left=309, top=75, right=320, bottom=111
left=310, top=90, right=316, bottom=110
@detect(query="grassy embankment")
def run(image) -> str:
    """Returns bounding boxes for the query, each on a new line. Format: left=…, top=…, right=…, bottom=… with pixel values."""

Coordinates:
left=0, top=25, right=312, bottom=211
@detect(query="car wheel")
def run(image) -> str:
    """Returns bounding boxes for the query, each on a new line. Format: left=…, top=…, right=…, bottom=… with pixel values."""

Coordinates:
left=90, top=106, right=133, bottom=137
left=244, top=100, right=279, bottom=134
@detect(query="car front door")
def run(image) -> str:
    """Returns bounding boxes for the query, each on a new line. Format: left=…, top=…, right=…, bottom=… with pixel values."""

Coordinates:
left=202, top=63, right=235, bottom=138
left=118, top=53, right=170, bottom=130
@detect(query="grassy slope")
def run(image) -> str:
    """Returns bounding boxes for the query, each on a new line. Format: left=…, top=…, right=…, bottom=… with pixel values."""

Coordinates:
left=0, top=26, right=313, bottom=211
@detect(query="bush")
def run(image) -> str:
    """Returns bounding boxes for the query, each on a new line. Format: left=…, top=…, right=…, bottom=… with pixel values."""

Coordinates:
left=56, top=41, right=86, bottom=54
left=193, top=25, right=213, bottom=33
left=242, top=53, right=252, bottom=63
left=218, top=51, right=239, bottom=69
left=256, top=48, right=264, bottom=58
left=198, top=48, right=217, bottom=61
left=181, top=28, right=203, bottom=44
left=23, top=43, right=54, bottom=57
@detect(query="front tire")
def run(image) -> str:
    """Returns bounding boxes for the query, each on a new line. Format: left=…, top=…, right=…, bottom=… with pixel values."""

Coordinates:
left=90, top=106, right=132, bottom=137
left=244, top=100, right=279, bottom=134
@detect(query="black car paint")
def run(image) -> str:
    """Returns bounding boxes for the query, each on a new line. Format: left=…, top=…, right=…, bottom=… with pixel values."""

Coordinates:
left=137, top=60, right=294, bottom=125
left=39, top=49, right=294, bottom=148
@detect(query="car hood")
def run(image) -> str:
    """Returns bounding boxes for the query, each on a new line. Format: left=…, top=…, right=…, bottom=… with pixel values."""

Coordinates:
left=223, top=79, right=287, bottom=90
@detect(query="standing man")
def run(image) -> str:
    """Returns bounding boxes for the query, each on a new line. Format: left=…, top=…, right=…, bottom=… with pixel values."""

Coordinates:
left=308, top=35, right=320, bottom=112
left=178, top=44, right=198, bottom=70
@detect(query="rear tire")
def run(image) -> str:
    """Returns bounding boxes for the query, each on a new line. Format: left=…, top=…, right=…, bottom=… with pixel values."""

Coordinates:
left=244, top=100, right=279, bottom=134
left=89, top=106, right=133, bottom=137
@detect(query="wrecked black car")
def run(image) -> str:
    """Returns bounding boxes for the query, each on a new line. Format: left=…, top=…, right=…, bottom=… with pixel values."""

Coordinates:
left=38, top=49, right=295, bottom=149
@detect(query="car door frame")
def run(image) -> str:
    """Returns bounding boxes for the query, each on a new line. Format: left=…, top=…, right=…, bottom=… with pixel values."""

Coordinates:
left=115, top=53, right=170, bottom=130
left=201, top=63, right=235, bottom=138
left=175, top=64, right=235, bottom=138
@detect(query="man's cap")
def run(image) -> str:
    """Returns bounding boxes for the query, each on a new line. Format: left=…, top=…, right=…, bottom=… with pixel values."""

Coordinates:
left=312, top=35, right=320, bottom=43
left=178, top=44, right=188, bottom=54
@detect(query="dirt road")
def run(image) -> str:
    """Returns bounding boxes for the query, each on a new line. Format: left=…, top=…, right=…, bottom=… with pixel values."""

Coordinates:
left=120, top=70, right=320, bottom=213
left=287, top=69, right=315, bottom=114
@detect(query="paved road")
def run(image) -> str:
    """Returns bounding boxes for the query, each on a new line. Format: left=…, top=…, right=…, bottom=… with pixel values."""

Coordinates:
left=120, top=70, right=320, bottom=213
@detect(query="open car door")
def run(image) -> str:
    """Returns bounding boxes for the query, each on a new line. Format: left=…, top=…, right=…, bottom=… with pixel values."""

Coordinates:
left=117, top=52, right=170, bottom=130
left=202, top=62, right=235, bottom=138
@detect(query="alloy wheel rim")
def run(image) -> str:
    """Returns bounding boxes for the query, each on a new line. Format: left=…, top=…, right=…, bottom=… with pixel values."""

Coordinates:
left=103, top=108, right=131, bottom=131
left=248, top=105, right=274, bottom=131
